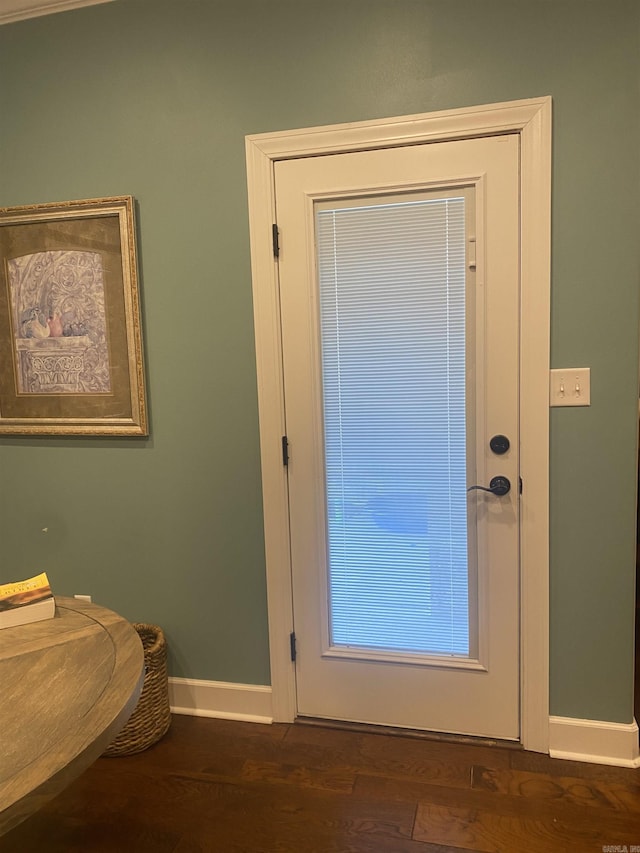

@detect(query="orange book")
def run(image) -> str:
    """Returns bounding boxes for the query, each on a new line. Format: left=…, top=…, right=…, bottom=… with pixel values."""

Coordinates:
left=0, top=572, right=55, bottom=628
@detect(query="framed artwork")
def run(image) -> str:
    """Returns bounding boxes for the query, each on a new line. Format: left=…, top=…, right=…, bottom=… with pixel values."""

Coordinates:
left=0, top=196, right=148, bottom=436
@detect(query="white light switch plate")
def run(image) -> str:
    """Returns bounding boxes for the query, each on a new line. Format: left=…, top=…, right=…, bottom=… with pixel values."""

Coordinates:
left=550, top=368, right=590, bottom=407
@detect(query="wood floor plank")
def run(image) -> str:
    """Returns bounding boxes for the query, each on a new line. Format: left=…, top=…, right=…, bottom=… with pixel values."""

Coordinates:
left=355, top=769, right=640, bottom=839
left=413, top=801, right=639, bottom=852
left=4, top=715, right=640, bottom=852
left=356, top=771, right=583, bottom=821
left=172, top=828, right=450, bottom=853
left=98, top=716, right=291, bottom=781
left=282, top=725, right=486, bottom=788
left=286, top=723, right=512, bottom=771
left=0, top=784, right=181, bottom=852
left=473, top=763, right=640, bottom=814
left=156, top=776, right=420, bottom=853
left=241, top=758, right=356, bottom=792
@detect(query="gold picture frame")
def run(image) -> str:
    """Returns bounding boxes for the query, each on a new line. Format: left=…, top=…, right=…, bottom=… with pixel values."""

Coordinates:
left=0, top=196, right=147, bottom=436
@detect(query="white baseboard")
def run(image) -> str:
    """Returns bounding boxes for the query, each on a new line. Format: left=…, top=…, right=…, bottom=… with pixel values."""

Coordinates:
left=169, top=678, right=273, bottom=724
left=166, top=690, right=640, bottom=767
left=549, top=715, right=640, bottom=767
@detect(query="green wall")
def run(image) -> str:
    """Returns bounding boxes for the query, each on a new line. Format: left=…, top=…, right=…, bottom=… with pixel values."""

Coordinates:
left=1, top=0, right=638, bottom=721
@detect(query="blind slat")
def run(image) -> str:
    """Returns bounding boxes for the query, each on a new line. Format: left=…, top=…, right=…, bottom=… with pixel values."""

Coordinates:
left=317, top=195, right=470, bottom=657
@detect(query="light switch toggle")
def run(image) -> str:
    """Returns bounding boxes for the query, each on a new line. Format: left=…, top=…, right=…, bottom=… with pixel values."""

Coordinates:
left=550, top=368, right=590, bottom=407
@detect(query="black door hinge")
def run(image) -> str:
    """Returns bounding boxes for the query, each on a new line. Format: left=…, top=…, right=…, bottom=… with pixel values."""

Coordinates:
left=290, top=631, right=297, bottom=662
left=272, top=224, right=280, bottom=258
left=282, top=435, right=289, bottom=466
left=519, top=476, right=523, bottom=495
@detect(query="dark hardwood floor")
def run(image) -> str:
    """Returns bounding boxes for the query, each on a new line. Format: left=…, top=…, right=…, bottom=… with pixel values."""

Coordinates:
left=3, top=714, right=640, bottom=852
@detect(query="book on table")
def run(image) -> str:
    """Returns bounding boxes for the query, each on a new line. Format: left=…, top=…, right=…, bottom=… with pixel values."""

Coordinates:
left=0, top=572, right=55, bottom=629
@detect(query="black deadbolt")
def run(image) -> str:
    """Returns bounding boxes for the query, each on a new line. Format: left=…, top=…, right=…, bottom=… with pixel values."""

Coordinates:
left=489, top=434, right=510, bottom=455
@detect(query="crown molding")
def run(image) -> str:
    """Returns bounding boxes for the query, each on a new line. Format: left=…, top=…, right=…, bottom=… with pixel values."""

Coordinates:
left=0, top=0, right=113, bottom=25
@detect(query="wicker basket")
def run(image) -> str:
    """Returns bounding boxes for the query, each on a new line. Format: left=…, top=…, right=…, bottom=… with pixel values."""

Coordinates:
left=104, top=623, right=171, bottom=756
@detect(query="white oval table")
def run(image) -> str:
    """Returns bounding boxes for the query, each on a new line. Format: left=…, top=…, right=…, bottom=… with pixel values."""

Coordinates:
left=0, top=596, right=144, bottom=835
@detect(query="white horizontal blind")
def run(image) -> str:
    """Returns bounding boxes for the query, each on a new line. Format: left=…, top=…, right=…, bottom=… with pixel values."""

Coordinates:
left=316, top=193, right=470, bottom=657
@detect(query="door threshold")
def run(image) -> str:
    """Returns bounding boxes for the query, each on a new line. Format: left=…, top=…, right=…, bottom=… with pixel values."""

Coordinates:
left=294, top=715, right=522, bottom=750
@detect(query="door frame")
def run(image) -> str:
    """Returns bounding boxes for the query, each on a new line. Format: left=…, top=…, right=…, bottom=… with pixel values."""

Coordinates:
left=245, top=96, right=552, bottom=753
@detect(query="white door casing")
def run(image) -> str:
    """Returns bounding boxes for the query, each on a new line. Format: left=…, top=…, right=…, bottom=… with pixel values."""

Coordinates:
left=246, top=97, right=551, bottom=751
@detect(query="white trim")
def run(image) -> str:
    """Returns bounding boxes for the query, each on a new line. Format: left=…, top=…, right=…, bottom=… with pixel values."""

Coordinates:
left=0, top=0, right=113, bottom=25
left=549, top=716, right=640, bottom=768
left=245, top=129, right=297, bottom=724
left=246, top=97, right=551, bottom=751
left=247, top=100, right=551, bottom=160
left=169, top=678, right=272, bottom=725
left=518, top=98, right=552, bottom=753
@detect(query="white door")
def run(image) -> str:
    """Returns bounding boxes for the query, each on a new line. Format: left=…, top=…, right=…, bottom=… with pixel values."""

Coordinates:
left=275, top=134, right=520, bottom=739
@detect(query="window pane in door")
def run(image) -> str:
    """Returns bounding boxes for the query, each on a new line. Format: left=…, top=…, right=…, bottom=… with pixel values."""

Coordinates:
left=316, top=192, right=471, bottom=657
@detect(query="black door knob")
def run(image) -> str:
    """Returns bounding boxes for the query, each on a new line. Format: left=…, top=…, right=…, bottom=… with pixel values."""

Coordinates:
left=467, top=476, right=511, bottom=497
